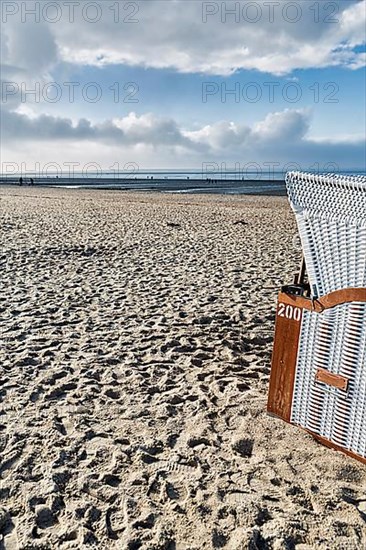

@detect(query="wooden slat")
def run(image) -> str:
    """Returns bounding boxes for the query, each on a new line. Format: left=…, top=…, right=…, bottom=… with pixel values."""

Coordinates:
left=267, top=298, right=302, bottom=422
left=278, top=288, right=366, bottom=313
left=315, top=368, right=349, bottom=391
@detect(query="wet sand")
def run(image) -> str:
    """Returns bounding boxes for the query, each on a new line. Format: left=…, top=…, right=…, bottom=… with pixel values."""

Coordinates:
left=1, top=187, right=365, bottom=549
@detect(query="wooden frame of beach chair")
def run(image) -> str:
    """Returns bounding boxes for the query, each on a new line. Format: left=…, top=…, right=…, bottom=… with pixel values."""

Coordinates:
left=268, top=172, right=366, bottom=464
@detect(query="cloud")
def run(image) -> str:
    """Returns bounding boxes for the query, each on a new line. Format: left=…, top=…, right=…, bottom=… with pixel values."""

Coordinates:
left=1, top=107, right=365, bottom=169
left=113, top=113, right=197, bottom=148
left=54, top=0, right=366, bottom=75
left=1, top=107, right=307, bottom=147
left=0, top=108, right=203, bottom=151
left=184, top=109, right=310, bottom=150
left=3, top=20, right=58, bottom=74
left=1, top=19, right=59, bottom=110
left=186, top=121, right=251, bottom=150
left=1, top=1, right=365, bottom=76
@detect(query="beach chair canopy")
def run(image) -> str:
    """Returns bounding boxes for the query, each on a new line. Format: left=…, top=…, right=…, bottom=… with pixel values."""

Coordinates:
left=286, top=171, right=366, bottom=297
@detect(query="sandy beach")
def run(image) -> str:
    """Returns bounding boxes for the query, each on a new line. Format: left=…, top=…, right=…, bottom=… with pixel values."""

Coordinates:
left=1, top=187, right=365, bottom=550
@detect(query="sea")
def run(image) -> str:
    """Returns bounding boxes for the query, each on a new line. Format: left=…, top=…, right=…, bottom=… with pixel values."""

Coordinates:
left=1, top=169, right=365, bottom=196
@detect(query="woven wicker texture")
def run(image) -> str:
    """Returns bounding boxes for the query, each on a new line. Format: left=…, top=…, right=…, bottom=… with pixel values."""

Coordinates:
left=286, top=172, right=366, bottom=297
left=286, top=172, right=366, bottom=458
left=291, top=302, right=366, bottom=457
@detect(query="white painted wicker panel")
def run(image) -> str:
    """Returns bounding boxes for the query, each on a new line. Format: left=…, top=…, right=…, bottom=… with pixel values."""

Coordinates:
left=291, top=302, right=366, bottom=458
left=286, top=172, right=366, bottom=296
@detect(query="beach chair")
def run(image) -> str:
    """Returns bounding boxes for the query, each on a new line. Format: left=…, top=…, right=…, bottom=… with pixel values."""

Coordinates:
left=268, top=172, right=366, bottom=463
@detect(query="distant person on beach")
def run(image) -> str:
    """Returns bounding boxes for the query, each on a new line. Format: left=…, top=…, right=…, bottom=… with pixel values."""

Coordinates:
left=30, top=178, right=34, bottom=186
left=19, top=177, right=23, bottom=186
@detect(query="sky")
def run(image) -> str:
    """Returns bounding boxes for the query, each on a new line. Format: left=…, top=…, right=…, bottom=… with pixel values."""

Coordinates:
left=1, top=0, right=366, bottom=175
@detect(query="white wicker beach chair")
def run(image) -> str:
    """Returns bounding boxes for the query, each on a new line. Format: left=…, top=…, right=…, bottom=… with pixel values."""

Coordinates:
left=268, top=172, right=366, bottom=463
